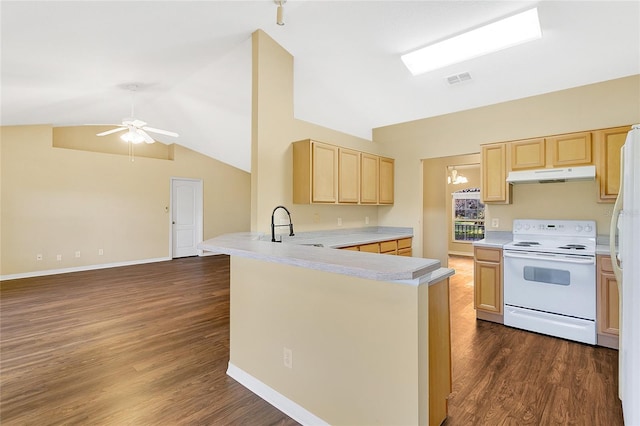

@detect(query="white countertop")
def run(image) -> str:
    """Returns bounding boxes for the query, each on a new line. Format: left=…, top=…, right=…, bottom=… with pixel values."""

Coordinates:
left=472, top=231, right=513, bottom=249
left=198, top=229, right=450, bottom=283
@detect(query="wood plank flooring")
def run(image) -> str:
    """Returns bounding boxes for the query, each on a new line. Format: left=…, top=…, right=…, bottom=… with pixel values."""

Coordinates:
left=1, top=256, right=298, bottom=426
left=445, top=255, right=623, bottom=426
left=1, top=255, right=624, bottom=425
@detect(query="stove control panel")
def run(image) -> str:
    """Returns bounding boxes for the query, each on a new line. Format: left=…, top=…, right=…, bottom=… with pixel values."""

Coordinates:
left=512, top=219, right=596, bottom=237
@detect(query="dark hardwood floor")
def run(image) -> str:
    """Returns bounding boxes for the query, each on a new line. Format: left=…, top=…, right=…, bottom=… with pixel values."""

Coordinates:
left=1, top=256, right=298, bottom=426
left=0, top=255, right=623, bottom=425
left=445, top=255, right=623, bottom=426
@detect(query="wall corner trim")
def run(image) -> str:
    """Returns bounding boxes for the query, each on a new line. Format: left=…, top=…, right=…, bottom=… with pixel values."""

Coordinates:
left=226, top=362, right=329, bottom=426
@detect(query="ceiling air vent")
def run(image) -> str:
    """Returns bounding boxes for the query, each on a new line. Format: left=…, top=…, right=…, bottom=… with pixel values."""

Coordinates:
left=446, top=72, right=472, bottom=85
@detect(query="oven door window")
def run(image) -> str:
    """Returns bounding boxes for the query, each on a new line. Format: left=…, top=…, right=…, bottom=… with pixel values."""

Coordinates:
left=523, top=266, right=570, bottom=286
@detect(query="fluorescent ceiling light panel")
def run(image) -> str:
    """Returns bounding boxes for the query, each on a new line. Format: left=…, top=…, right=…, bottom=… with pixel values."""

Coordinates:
left=401, top=8, right=542, bottom=75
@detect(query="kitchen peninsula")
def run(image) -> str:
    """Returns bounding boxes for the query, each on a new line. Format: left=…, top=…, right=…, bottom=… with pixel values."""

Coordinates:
left=198, top=230, right=454, bottom=426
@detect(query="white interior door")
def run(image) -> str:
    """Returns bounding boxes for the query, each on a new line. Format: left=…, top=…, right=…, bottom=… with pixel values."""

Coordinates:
left=171, top=178, right=203, bottom=258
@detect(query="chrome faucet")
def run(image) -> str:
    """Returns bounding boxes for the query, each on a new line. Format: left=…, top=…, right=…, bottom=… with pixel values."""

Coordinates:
left=271, top=205, right=295, bottom=242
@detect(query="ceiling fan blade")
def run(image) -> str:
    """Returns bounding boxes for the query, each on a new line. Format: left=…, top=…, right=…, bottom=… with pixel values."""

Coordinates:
left=142, top=126, right=179, bottom=137
left=138, top=129, right=155, bottom=144
left=96, top=127, right=127, bottom=137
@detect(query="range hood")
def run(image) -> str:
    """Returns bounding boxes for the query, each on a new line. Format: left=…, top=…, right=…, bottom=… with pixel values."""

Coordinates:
left=506, top=165, right=596, bottom=184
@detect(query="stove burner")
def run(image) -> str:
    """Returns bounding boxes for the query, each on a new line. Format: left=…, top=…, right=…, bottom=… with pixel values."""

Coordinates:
left=558, top=244, right=587, bottom=250
left=513, top=241, right=541, bottom=247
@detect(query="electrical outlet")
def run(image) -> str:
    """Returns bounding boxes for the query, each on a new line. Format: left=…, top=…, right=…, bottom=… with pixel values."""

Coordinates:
left=36, top=254, right=43, bottom=261
left=283, top=347, right=293, bottom=369
left=98, top=248, right=104, bottom=256
left=75, top=251, right=81, bottom=258
left=56, top=254, right=62, bottom=261
left=337, top=217, right=342, bottom=226
left=491, top=218, right=500, bottom=228
left=365, top=216, right=369, bottom=225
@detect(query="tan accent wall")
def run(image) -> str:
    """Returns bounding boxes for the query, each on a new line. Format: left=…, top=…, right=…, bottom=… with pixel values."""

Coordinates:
left=374, top=75, right=640, bottom=260
left=0, top=125, right=250, bottom=276
left=230, top=256, right=428, bottom=425
left=53, top=126, right=172, bottom=160
left=251, top=30, right=384, bottom=235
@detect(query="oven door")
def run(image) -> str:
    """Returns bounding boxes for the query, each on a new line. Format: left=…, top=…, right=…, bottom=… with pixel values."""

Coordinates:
left=503, top=250, right=596, bottom=320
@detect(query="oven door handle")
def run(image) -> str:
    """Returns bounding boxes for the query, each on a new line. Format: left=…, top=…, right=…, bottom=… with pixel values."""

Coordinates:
left=503, top=251, right=595, bottom=265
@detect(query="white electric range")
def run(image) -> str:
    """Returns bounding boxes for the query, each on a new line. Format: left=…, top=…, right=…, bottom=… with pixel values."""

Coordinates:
left=502, top=219, right=597, bottom=344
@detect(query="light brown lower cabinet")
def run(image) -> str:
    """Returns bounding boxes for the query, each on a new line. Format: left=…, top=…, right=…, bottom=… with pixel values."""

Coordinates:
left=398, top=237, right=412, bottom=256
left=473, top=246, right=503, bottom=323
left=340, top=237, right=412, bottom=256
left=358, top=242, right=380, bottom=253
left=597, top=254, right=619, bottom=349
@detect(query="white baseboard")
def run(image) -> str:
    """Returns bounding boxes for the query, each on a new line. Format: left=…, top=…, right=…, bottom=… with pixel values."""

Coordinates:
left=0, top=257, right=171, bottom=281
left=226, top=362, right=329, bottom=426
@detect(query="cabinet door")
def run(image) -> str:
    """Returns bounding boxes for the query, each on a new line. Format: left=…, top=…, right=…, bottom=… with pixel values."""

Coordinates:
left=474, top=247, right=502, bottom=314
left=360, top=153, right=379, bottom=204
left=481, top=143, right=510, bottom=204
left=598, top=272, right=619, bottom=336
left=546, top=131, right=592, bottom=167
left=474, top=261, right=502, bottom=313
left=510, top=138, right=545, bottom=170
left=312, top=142, right=338, bottom=203
left=379, top=157, right=394, bottom=204
left=595, top=126, right=630, bottom=202
left=598, top=255, right=619, bottom=337
left=338, top=148, right=360, bottom=203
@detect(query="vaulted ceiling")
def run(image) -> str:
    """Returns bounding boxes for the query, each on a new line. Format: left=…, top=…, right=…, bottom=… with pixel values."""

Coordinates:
left=2, top=1, right=639, bottom=171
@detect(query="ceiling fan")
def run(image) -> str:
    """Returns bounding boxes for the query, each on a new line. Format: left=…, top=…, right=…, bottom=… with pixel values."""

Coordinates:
left=96, top=85, right=178, bottom=144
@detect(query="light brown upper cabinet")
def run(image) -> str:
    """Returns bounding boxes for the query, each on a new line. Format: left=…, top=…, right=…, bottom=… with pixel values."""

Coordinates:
left=338, top=148, right=360, bottom=203
left=480, top=127, right=624, bottom=204
left=293, top=139, right=394, bottom=205
left=293, top=140, right=337, bottom=204
left=510, top=138, right=545, bottom=171
left=510, top=131, right=593, bottom=171
left=360, top=153, right=379, bottom=204
left=481, top=143, right=510, bottom=204
left=379, top=157, right=395, bottom=205
left=546, top=131, right=592, bottom=167
left=595, top=125, right=631, bottom=202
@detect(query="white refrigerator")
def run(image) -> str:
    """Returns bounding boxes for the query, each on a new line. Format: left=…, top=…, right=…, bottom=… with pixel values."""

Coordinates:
left=610, top=124, right=640, bottom=425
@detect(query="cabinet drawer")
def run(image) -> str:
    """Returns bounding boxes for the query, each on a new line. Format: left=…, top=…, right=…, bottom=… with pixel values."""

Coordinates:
left=474, top=247, right=501, bottom=263
left=398, top=248, right=412, bottom=257
left=380, top=240, right=397, bottom=253
left=600, top=255, right=614, bottom=273
left=359, top=243, right=380, bottom=253
left=398, top=238, right=412, bottom=249
left=341, top=246, right=359, bottom=251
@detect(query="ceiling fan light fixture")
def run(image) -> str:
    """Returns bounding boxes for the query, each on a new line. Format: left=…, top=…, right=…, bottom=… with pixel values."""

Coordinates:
left=121, top=129, right=145, bottom=144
